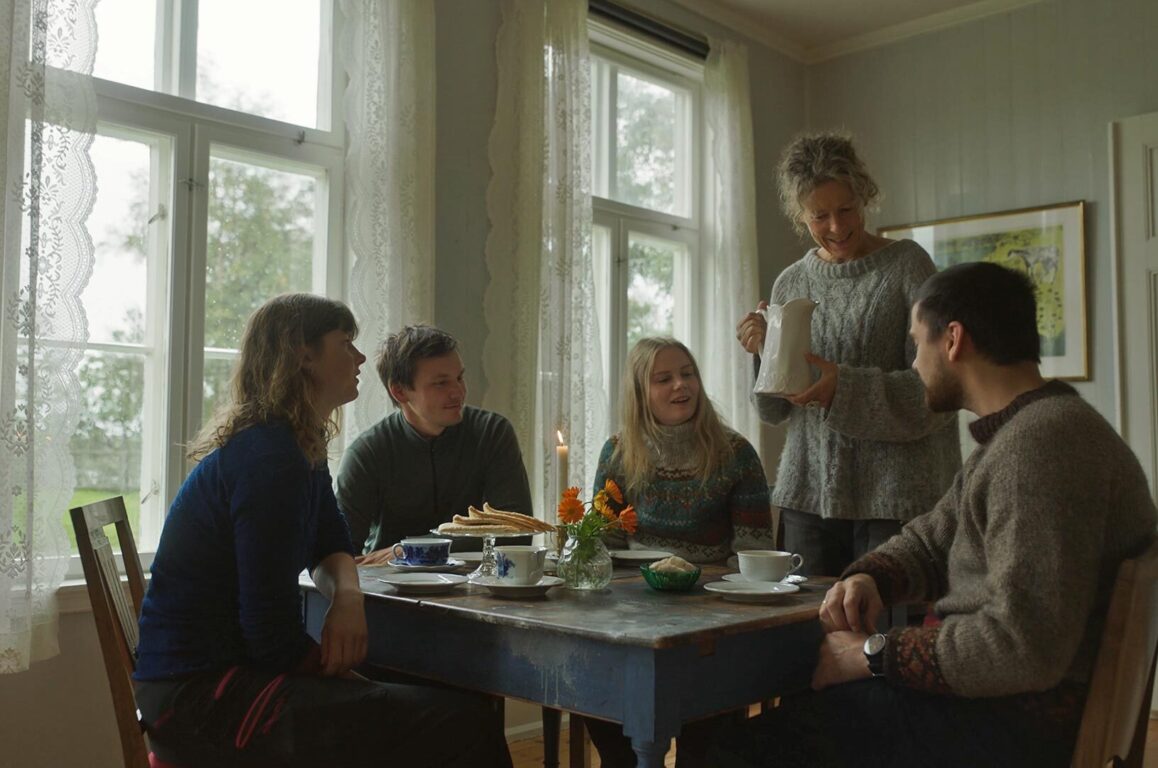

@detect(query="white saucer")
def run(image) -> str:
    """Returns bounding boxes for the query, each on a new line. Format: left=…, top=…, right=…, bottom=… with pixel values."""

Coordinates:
left=703, top=580, right=800, bottom=603
left=388, top=558, right=466, bottom=572
left=376, top=572, right=468, bottom=595
left=722, top=573, right=808, bottom=585
left=472, top=575, right=564, bottom=598
left=455, top=551, right=485, bottom=562
left=608, top=549, right=673, bottom=563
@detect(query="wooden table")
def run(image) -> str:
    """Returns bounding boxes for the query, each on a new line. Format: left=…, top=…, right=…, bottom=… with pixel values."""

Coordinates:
left=302, top=566, right=826, bottom=768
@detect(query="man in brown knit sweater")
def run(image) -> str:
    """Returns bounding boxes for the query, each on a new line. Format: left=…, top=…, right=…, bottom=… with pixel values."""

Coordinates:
left=711, top=262, right=1156, bottom=767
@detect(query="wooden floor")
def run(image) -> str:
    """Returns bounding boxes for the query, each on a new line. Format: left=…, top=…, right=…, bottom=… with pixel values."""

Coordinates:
left=508, top=724, right=676, bottom=768
left=508, top=715, right=1158, bottom=768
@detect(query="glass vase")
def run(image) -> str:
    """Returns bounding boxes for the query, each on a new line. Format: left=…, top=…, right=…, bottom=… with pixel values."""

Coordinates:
left=558, top=534, right=613, bottom=590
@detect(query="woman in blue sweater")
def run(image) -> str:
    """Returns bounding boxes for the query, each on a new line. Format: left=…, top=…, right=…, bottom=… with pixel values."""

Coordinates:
left=134, top=294, right=511, bottom=767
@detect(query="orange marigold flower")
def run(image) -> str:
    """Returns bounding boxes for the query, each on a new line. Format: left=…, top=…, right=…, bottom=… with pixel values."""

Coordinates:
left=618, top=505, right=637, bottom=535
left=595, top=500, right=614, bottom=520
left=562, top=486, right=581, bottom=500
left=557, top=496, right=585, bottom=524
left=593, top=489, right=611, bottom=518
left=604, top=478, right=624, bottom=505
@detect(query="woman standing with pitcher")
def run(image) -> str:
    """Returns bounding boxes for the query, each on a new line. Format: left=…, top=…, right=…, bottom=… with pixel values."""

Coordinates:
left=736, top=132, right=960, bottom=578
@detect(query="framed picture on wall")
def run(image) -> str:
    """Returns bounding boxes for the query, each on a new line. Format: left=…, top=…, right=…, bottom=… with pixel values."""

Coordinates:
left=880, top=200, right=1088, bottom=381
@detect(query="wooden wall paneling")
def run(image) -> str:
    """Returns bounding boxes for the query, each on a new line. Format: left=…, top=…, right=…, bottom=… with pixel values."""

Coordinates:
left=1008, top=8, right=1041, bottom=206
left=932, top=26, right=966, bottom=221
left=982, top=13, right=1015, bottom=216
left=1032, top=3, right=1064, bottom=204
left=956, top=22, right=990, bottom=218
left=910, top=34, right=941, bottom=225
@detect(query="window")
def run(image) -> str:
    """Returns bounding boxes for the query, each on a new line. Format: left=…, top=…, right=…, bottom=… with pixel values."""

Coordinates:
left=55, top=0, right=344, bottom=567
left=589, top=20, right=702, bottom=420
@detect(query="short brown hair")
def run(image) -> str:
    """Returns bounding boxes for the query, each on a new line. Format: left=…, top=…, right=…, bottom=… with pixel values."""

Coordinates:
left=377, top=325, right=458, bottom=405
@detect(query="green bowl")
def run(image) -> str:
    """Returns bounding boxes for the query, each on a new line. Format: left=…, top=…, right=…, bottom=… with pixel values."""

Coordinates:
left=640, top=564, right=702, bottom=592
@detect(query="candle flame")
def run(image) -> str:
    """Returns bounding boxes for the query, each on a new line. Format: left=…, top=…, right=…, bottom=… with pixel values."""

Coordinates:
left=556, top=430, right=565, bottom=445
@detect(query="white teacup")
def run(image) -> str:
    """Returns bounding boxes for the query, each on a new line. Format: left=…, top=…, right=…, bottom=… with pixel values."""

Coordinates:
left=494, top=545, right=547, bottom=585
left=737, top=550, right=805, bottom=582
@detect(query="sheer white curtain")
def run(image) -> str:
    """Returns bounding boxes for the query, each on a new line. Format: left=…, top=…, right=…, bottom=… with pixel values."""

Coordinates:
left=0, top=0, right=98, bottom=672
left=338, top=0, right=436, bottom=440
left=700, top=38, right=762, bottom=450
left=483, top=0, right=604, bottom=522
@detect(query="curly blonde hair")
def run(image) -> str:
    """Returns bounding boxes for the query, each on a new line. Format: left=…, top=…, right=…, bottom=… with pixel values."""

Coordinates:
left=777, top=131, right=880, bottom=235
left=614, top=337, right=733, bottom=493
left=188, top=293, right=358, bottom=465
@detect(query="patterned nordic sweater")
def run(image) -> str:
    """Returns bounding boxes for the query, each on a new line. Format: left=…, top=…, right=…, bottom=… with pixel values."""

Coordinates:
left=754, top=239, right=961, bottom=522
left=847, top=381, right=1157, bottom=699
left=594, top=423, right=774, bottom=564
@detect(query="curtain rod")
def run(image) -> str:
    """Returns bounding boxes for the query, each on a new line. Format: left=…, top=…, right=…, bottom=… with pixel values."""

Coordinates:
left=588, top=0, right=710, bottom=61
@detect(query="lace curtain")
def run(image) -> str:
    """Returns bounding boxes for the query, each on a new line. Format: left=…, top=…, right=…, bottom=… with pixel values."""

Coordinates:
left=338, top=0, right=436, bottom=441
left=0, top=0, right=98, bottom=672
left=483, top=0, right=604, bottom=522
left=700, top=38, right=762, bottom=450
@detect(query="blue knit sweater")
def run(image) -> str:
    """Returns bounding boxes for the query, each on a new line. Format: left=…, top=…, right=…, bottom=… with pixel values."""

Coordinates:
left=134, top=422, right=354, bottom=680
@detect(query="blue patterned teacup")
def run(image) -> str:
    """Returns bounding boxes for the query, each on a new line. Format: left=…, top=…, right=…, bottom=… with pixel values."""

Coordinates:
left=494, top=545, right=547, bottom=585
left=391, top=537, right=451, bottom=566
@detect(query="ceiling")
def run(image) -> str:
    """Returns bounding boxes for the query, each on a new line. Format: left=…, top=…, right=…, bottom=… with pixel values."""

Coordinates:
left=666, top=0, right=1043, bottom=63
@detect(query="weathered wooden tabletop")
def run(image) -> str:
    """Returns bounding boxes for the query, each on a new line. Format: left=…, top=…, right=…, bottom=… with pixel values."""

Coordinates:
left=303, top=564, right=828, bottom=767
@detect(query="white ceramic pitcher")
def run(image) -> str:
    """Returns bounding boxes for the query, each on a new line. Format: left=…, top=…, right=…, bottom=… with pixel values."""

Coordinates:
left=753, top=298, right=818, bottom=396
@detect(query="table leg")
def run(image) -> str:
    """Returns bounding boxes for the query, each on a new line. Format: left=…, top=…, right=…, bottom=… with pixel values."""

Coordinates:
left=568, top=716, right=589, bottom=768
left=541, top=707, right=561, bottom=768
left=630, top=738, right=668, bottom=768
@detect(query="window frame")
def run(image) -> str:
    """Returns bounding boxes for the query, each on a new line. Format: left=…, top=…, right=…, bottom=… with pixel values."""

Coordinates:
left=588, top=19, right=704, bottom=424
left=43, top=2, right=347, bottom=579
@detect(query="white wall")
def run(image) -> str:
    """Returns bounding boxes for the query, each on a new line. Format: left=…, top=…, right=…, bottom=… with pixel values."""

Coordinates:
left=0, top=602, right=124, bottom=767
left=805, top=0, right=1158, bottom=424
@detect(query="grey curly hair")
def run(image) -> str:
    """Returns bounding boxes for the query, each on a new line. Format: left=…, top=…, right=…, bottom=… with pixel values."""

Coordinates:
left=777, top=132, right=880, bottom=235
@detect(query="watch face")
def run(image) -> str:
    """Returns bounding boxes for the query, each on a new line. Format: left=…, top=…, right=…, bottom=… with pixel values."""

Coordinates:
left=864, top=633, right=887, bottom=656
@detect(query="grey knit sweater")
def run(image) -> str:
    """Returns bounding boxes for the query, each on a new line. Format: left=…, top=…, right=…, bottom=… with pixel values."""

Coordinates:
left=754, top=239, right=961, bottom=521
left=850, top=382, right=1157, bottom=698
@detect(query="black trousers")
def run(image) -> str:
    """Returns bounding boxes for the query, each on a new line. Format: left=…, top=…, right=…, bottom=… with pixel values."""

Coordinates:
left=779, top=507, right=902, bottom=578
left=136, top=666, right=513, bottom=768
left=707, top=678, right=1081, bottom=768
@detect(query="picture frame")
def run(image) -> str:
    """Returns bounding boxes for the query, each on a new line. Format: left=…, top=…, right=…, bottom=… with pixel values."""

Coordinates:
left=880, top=200, right=1088, bottom=380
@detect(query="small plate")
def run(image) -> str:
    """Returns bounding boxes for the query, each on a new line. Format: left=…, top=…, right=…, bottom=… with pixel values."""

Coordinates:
left=703, top=580, right=800, bottom=603
left=388, top=558, right=467, bottom=572
left=608, top=549, right=673, bottom=563
left=375, top=573, right=468, bottom=595
left=472, top=575, right=564, bottom=598
left=455, top=551, right=485, bottom=563
left=722, top=573, right=808, bottom=585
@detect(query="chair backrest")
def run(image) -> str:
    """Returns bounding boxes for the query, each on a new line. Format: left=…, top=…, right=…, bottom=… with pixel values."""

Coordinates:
left=1071, top=537, right=1158, bottom=768
left=70, top=496, right=151, bottom=768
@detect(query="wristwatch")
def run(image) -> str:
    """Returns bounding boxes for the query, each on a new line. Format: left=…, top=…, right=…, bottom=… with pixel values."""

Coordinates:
left=863, top=633, right=887, bottom=678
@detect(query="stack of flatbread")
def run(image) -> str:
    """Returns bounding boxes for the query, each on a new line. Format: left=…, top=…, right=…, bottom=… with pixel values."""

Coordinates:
left=435, top=503, right=557, bottom=536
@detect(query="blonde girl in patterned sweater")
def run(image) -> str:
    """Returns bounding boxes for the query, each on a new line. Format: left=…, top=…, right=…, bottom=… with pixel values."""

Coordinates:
left=596, top=337, right=775, bottom=566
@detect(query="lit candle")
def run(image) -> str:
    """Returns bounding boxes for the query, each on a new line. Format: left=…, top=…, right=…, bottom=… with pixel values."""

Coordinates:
left=555, top=430, right=569, bottom=520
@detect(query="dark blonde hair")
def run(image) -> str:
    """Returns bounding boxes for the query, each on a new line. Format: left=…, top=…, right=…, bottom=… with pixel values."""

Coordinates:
left=777, top=131, right=880, bottom=235
left=188, top=293, right=358, bottom=465
left=614, top=337, right=733, bottom=493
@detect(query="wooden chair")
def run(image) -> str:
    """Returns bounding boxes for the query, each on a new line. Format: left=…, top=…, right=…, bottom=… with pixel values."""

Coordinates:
left=1071, top=537, right=1158, bottom=768
left=70, top=496, right=154, bottom=768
